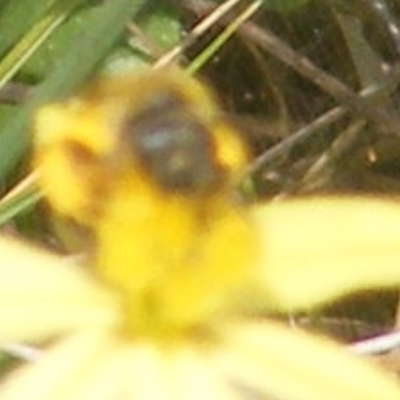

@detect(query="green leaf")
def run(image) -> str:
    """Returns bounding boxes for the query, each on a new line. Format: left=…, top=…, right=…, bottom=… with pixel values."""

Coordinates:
left=20, top=5, right=104, bottom=80
left=0, top=0, right=146, bottom=182
left=0, top=0, right=57, bottom=58
left=0, top=0, right=85, bottom=90
left=0, top=176, right=41, bottom=227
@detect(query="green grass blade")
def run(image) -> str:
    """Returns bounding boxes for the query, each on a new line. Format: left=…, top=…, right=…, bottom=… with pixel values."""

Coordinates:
left=0, top=0, right=85, bottom=90
left=0, top=0, right=145, bottom=181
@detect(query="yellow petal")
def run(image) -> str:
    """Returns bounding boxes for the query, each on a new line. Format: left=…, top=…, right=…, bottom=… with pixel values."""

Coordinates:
left=123, top=343, right=171, bottom=400
left=167, top=345, right=240, bottom=400
left=56, top=335, right=127, bottom=400
left=0, top=236, right=119, bottom=342
left=122, top=341, right=239, bottom=400
left=0, top=330, right=117, bottom=400
left=253, top=197, right=400, bottom=311
left=59, top=340, right=240, bottom=400
left=214, top=320, right=400, bottom=400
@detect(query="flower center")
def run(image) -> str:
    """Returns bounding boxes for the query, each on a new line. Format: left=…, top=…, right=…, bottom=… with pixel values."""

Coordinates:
left=94, top=179, right=258, bottom=339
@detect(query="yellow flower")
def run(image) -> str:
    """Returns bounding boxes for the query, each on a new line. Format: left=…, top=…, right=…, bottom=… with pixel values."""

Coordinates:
left=1, top=69, right=400, bottom=399
left=2, top=198, right=400, bottom=400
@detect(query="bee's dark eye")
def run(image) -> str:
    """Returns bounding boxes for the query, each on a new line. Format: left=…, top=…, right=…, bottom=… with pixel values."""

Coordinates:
left=122, top=96, right=224, bottom=194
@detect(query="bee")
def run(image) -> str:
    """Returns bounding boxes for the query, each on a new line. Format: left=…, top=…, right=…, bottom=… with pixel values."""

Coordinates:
left=34, top=69, right=248, bottom=222
left=34, top=69, right=258, bottom=328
